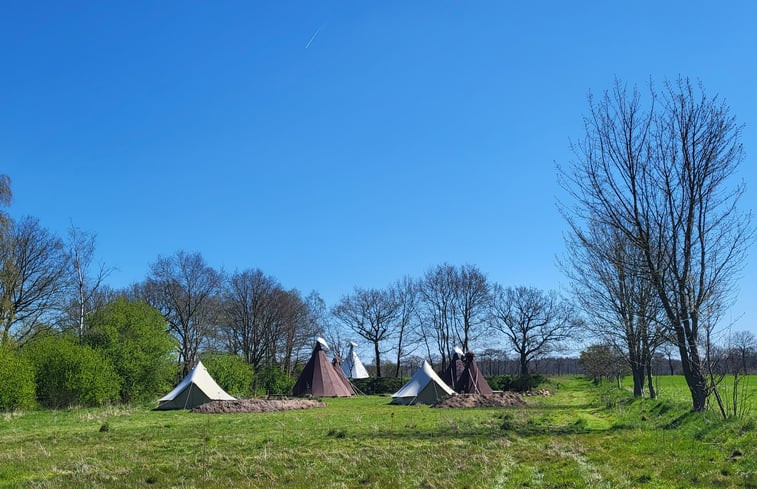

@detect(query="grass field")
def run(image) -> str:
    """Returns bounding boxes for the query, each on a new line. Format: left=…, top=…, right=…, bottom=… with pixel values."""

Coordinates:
left=0, top=376, right=755, bottom=488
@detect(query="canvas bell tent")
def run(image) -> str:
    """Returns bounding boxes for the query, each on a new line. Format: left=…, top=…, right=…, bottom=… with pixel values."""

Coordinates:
left=441, top=346, right=465, bottom=392
left=156, top=361, right=236, bottom=410
left=292, top=338, right=354, bottom=397
left=391, top=360, right=455, bottom=405
left=342, top=341, right=370, bottom=379
left=457, top=351, right=494, bottom=395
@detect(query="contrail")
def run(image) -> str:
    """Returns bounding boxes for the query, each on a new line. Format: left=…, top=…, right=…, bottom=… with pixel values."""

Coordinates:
left=304, top=25, right=322, bottom=49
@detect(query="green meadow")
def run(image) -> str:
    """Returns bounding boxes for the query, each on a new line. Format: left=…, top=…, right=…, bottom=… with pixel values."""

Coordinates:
left=0, top=376, right=755, bottom=488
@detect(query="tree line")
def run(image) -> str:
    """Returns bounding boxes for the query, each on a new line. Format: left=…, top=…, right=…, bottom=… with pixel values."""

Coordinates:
left=0, top=76, right=753, bottom=415
left=0, top=186, right=584, bottom=382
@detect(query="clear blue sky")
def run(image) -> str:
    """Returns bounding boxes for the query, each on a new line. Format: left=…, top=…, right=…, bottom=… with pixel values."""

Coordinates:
left=2, top=1, right=756, bottom=336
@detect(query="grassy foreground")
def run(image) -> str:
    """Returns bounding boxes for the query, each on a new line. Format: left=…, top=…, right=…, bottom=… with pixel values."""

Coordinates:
left=0, top=377, right=755, bottom=488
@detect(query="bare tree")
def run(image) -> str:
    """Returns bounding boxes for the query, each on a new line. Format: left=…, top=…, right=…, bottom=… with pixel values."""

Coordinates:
left=0, top=175, right=11, bottom=229
left=453, top=264, right=491, bottom=351
left=490, top=285, right=581, bottom=375
left=390, top=276, right=418, bottom=377
left=142, top=251, right=222, bottom=376
left=725, top=330, right=756, bottom=418
left=221, top=269, right=282, bottom=369
left=729, top=331, right=756, bottom=375
left=65, top=224, right=113, bottom=340
left=276, top=290, right=323, bottom=373
left=560, top=77, right=751, bottom=411
left=417, top=264, right=457, bottom=370
left=0, top=217, right=69, bottom=345
left=332, top=287, right=398, bottom=377
left=563, top=221, right=663, bottom=397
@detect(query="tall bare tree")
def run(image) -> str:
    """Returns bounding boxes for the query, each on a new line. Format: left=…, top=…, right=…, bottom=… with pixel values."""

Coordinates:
left=332, top=287, right=398, bottom=377
left=560, top=77, right=751, bottom=411
left=276, top=290, right=323, bottom=373
left=453, top=264, right=491, bottom=351
left=142, top=251, right=222, bottom=376
left=390, top=276, right=418, bottom=377
left=563, top=220, right=663, bottom=397
left=490, top=285, right=580, bottom=375
left=0, top=175, right=11, bottom=230
left=417, top=264, right=457, bottom=370
left=416, top=264, right=491, bottom=367
left=65, top=224, right=112, bottom=340
left=0, top=217, right=69, bottom=345
left=222, top=268, right=282, bottom=369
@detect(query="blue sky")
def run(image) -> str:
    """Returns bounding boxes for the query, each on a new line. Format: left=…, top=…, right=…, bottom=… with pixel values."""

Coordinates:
left=2, top=1, right=756, bottom=337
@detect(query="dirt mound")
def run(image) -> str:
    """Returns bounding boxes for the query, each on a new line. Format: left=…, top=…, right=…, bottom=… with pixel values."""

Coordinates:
left=192, top=398, right=326, bottom=414
left=432, top=392, right=527, bottom=408
left=522, top=389, right=551, bottom=397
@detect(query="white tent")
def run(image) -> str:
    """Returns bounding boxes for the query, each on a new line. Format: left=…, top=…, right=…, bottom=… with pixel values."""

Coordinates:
left=391, top=361, right=455, bottom=405
left=156, top=361, right=236, bottom=410
left=342, top=341, right=370, bottom=379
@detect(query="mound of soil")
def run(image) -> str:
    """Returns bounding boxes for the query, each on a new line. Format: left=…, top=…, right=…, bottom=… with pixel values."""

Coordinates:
left=192, top=399, right=326, bottom=414
left=522, top=389, right=551, bottom=397
left=432, top=392, right=527, bottom=409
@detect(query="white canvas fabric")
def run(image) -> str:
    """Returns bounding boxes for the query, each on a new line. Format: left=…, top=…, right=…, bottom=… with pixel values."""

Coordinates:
left=391, top=360, right=455, bottom=405
left=342, top=342, right=370, bottom=379
left=157, top=361, right=236, bottom=410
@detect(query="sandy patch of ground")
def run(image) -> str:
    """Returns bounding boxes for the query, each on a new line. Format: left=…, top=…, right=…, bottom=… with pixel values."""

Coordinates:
left=432, top=392, right=528, bottom=408
left=192, top=399, right=326, bottom=414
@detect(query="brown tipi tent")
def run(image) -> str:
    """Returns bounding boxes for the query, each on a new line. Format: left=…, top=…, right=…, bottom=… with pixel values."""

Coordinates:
left=331, top=354, right=357, bottom=395
left=457, top=351, right=493, bottom=395
left=441, top=347, right=465, bottom=392
left=292, top=338, right=354, bottom=397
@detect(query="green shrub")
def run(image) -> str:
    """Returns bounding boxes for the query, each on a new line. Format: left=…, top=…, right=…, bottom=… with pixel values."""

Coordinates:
left=351, top=376, right=407, bottom=395
left=84, top=298, right=177, bottom=403
left=0, top=347, right=36, bottom=411
left=22, top=335, right=120, bottom=408
left=486, top=375, right=514, bottom=391
left=256, top=365, right=294, bottom=395
left=201, top=353, right=254, bottom=397
left=510, top=374, right=548, bottom=392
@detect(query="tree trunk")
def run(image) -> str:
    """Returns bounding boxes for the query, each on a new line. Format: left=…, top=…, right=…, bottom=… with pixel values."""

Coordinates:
left=646, top=362, right=656, bottom=399
left=631, top=365, right=645, bottom=397
left=394, top=329, right=404, bottom=378
left=374, top=341, right=382, bottom=377
left=677, top=330, right=708, bottom=412
left=519, top=352, right=529, bottom=376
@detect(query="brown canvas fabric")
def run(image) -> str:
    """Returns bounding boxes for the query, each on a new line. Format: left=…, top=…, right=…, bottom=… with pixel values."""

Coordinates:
left=332, top=355, right=357, bottom=395
left=457, top=351, right=493, bottom=395
left=292, top=342, right=354, bottom=397
left=441, top=352, right=465, bottom=392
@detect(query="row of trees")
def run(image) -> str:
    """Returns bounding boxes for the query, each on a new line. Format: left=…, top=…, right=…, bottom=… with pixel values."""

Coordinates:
left=0, top=180, right=324, bottom=380
left=0, top=175, right=587, bottom=381
left=330, top=266, right=582, bottom=377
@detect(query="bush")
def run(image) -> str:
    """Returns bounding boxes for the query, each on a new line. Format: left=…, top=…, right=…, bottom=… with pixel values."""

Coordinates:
left=486, top=375, right=514, bottom=391
left=0, top=347, right=36, bottom=411
left=510, top=374, right=548, bottom=392
left=201, top=353, right=254, bottom=398
left=23, top=335, right=120, bottom=408
left=352, top=376, right=407, bottom=395
left=256, top=365, right=294, bottom=395
left=84, top=298, right=177, bottom=403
